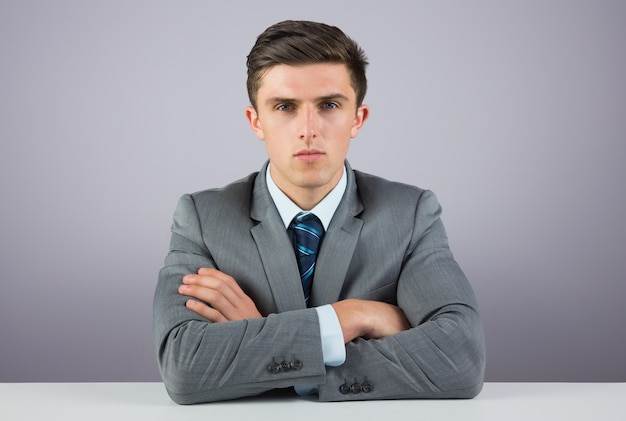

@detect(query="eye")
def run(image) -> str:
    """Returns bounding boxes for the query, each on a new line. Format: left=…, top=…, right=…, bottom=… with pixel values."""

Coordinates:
left=276, top=104, right=294, bottom=111
left=321, top=102, right=339, bottom=109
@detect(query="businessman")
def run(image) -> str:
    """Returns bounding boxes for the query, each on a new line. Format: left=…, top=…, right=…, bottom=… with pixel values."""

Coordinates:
left=153, top=20, right=486, bottom=404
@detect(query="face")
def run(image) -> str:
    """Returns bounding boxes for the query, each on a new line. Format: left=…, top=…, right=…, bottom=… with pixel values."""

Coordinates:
left=246, top=63, right=369, bottom=209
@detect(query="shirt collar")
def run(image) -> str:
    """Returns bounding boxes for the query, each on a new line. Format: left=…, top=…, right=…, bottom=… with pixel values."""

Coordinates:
left=266, top=163, right=347, bottom=230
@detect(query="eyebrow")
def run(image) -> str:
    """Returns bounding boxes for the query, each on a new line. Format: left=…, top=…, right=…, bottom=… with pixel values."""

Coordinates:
left=264, top=93, right=350, bottom=106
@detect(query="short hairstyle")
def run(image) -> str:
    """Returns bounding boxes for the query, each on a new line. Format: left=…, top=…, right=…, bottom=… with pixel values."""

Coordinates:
left=246, top=20, right=368, bottom=109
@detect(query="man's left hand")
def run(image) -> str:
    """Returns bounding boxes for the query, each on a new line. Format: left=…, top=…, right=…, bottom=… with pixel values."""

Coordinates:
left=178, top=267, right=262, bottom=322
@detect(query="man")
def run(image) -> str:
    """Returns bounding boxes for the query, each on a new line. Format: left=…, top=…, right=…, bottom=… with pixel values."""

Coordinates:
left=153, top=20, right=485, bottom=404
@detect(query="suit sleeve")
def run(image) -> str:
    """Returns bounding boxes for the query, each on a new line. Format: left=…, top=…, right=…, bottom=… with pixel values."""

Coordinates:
left=153, top=194, right=327, bottom=404
left=317, top=190, right=486, bottom=401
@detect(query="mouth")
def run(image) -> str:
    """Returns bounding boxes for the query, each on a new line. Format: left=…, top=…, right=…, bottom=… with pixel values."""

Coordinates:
left=294, top=149, right=325, bottom=162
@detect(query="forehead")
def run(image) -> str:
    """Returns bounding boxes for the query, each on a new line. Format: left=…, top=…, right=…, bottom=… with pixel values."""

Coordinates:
left=257, top=63, right=355, bottom=100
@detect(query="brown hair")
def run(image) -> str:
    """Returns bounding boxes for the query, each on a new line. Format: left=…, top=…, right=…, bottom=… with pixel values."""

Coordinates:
left=246, top=20, right=368, bottom=109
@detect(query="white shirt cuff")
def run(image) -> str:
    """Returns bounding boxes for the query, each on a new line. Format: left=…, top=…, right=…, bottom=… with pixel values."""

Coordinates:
left=315, top=304, right=346, bottom=367
left=294, top=305, right=346, bottom=396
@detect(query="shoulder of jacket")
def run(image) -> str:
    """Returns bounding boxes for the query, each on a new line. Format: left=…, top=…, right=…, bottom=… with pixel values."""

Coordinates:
left=189, top=171, right=258, bottom=199
left=353, top=169, right=426, bottom=198
left=182, top=171, right=259, bottom=221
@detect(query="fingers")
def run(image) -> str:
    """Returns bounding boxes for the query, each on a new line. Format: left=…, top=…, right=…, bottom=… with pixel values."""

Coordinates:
left=178, top=268, right=261, bottom=322
left=184, top=298, right=228, bottom=323
left=180, top=271, right=240, bottom=308
left=333, top=299, right=411, bottom=343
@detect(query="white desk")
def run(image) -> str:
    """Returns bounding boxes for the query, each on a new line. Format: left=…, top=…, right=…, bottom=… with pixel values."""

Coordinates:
left=1, top=382, right=624, bottom=420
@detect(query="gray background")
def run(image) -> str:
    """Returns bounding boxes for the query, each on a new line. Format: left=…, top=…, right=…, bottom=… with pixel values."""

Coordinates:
left=1, top=1, right=624, bottom=383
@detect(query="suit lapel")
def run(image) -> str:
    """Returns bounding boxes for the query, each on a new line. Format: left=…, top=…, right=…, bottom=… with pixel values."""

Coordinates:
left=310, top=164, right=364, bottom=306
left=250, top=164, right=306, bottom=313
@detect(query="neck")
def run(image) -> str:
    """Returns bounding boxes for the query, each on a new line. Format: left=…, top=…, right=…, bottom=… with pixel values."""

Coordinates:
left=291, top=190, right=329, bottom=211
left=275, top=183, right=333, bottom=211
left=268, top=166, right=343, bottom=211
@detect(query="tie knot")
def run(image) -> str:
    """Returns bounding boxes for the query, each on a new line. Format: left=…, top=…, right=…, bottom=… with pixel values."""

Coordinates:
left=295, top=211, right=318, bottom=222
left=291, top=212, right=324, bottom=238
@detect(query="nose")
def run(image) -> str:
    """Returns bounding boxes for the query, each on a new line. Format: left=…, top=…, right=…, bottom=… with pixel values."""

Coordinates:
left=299, top=105, right=317, bottom=141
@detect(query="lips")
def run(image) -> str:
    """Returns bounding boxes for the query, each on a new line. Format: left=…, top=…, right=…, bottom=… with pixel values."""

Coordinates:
left=294, top=149, right=324, bottom=161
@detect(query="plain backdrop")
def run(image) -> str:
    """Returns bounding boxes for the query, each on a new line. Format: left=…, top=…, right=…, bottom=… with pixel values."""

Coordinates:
left=1, top=1, right=625, bottom=383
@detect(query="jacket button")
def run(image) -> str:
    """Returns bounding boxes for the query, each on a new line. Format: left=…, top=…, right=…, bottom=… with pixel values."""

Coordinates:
left=350, top=383, right=362, bottom=394
left=361, top=382, right=373, bottom=393
left=267, top=363, right=281, bottom=374
left=280, top=360, right=291, bottom=371
left=290, top=359, right=303, bottom=370
left=339, top=383, right=351, bottom=394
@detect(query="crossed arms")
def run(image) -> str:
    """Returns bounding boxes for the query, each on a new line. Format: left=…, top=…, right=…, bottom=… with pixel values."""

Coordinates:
left=179, top=267, right=410, bottom=343
left=153, top=183, right=485, bottom=403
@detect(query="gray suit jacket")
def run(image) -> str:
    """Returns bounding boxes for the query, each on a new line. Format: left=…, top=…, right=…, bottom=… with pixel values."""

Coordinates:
left=153, top=161, right=485, bottom=404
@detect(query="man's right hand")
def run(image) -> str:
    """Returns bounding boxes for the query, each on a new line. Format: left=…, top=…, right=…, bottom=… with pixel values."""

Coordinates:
left=331, top=299, right=411, bottom=344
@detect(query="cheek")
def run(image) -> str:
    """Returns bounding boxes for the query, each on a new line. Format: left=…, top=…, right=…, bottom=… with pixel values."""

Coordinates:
left=337, top=117, right=360, bottom=139
left=263, top=118, right=296, bottom=139
left=262, top=136, right=289, bottom=161
left=321, top=114, right=351, bottom=133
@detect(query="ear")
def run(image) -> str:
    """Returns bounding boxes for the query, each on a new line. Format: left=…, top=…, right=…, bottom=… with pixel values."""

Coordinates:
left=350, top=104, right=370, bottom=138
left=245, top=106, right=265, bottom=140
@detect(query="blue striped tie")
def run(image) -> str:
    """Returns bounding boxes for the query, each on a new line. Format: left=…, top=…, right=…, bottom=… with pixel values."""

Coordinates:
left=289, top=212, right=324, bottom=306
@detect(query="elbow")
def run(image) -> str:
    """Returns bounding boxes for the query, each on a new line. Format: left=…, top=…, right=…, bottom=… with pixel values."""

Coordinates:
left=165, top=386, right=202, bottom=406
left=432, top=348, right=485, bottom=399
left=463, top=382, right=484, bottom=399
left=428, top=310, right=487, bottom=399
left=159, top=368, right=202, bottom=405
left=156, top=322, right=256, bottom=404
left=159, top=358, right=260, bottom=405
left=166, top=389, right=209, bottom=406
left=433, top=347, right=485, bottom=399
left=158, top=349, right=231, bottom=405
left=157, top=346, right=207, bottom=405
left=155, top=324, right=218, bottom=405
left=452, top=358, right=485, bottom=399
left=155, top=319, right=271, bottom=404
left=468, top=347, right=486, bottom=398
left=446, top=324, right=487, bottom=398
